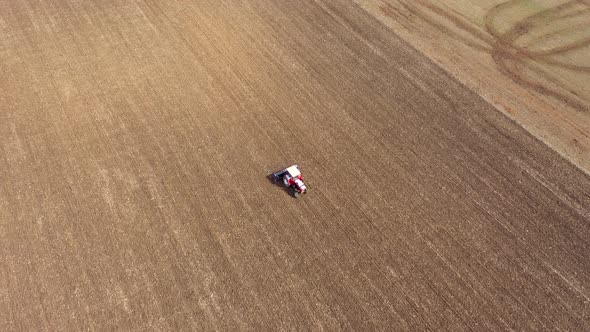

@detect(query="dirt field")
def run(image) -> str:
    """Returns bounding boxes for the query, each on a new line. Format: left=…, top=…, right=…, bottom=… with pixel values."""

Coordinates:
left=1, top=0, right=589, bottom=330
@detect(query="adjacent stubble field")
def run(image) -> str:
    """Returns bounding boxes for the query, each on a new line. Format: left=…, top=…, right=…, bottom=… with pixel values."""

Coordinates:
left=359, top=0, right=590, bottom=173
left=1, top=0, right=589, bottom=330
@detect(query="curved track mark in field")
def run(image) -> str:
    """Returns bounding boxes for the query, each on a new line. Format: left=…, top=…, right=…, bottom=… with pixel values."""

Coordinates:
left=485, top=0, right=590, bottom=60
left=379, top=0, right=590, bottom=112
left=380, top=2, right=493, bottom=52
left=485, top=0, right=590, bottom=111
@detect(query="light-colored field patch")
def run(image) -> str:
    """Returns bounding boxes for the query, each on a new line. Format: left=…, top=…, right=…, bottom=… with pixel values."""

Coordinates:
left=356, top=0, right=590, bottom=174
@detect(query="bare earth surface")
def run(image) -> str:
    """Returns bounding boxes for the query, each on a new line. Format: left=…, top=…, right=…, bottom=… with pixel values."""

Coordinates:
left=1, top=0, right=590, bottom=330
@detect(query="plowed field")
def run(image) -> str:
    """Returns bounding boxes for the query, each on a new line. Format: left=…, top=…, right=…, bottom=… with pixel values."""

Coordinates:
left=1, top=0, right=589, bottom=330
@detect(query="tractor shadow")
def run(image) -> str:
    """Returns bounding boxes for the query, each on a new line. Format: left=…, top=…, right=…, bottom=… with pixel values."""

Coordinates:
left=266, top=173, right=298, bottom=198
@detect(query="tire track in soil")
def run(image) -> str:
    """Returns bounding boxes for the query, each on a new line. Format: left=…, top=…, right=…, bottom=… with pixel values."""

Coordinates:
left=379, top=0, right=590, bottom=112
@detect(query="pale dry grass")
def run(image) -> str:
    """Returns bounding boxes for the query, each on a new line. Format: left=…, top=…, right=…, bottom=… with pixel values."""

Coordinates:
left=357, top=0, right=590, bottom=173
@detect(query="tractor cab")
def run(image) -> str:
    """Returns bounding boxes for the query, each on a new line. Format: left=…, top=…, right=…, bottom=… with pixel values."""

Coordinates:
left=285, top=165, right=301, bottom=178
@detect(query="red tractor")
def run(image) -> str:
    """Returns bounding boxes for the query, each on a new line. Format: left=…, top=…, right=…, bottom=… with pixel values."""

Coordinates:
left=272, top=164, right=308, bottom=198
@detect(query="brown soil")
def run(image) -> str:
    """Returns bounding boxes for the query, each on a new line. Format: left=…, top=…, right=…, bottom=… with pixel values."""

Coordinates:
left=1, top=0, right=589, bottom=330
